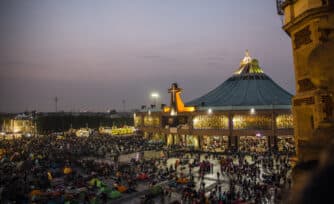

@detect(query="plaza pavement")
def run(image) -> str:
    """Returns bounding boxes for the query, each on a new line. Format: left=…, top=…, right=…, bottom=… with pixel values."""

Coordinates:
left=97, top=153, right=289, bottom=204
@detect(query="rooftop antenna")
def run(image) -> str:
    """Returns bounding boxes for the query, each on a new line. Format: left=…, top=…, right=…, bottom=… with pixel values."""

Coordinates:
left=54, top=96, right=58, bottom=112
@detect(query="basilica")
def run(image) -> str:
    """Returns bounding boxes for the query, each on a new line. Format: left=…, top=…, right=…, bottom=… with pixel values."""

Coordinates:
left=134, top=51, right=294, bottom=152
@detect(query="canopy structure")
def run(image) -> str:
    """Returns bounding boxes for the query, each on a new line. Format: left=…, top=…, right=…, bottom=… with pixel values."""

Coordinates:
left=187, top=51, right=293, bottom=110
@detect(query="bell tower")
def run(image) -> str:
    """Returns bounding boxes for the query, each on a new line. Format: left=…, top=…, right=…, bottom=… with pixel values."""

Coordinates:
left=279, top=0, right=334, bottom=162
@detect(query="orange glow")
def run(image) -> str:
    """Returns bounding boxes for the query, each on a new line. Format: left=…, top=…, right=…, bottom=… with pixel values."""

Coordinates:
left=163, top=84, right=195, bottom=113
left=175, top=92, right=195, bottom=112
left=163, top=107, right=171, bottom=112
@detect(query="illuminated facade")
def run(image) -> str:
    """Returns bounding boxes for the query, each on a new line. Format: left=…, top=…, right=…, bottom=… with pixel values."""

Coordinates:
left=99, top=126, right=135, bottom=135
left=2, top=114, right=36, bottom=135
left=75, top=128, right=92, bottom=137
left=135, top=52, right=294, bottom=152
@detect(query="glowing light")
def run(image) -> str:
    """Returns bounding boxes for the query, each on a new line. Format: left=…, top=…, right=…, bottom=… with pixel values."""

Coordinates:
left=232, top=116, right=242, bottom=124
left=99, top=126, right=135, bottom=135
left=234, top=50, right=264, bottom=75
left=151, top=92, right=160, bottom=98
left=148, top=110, right=151, bottom=115
left=170, top=109, right=177, bottom=116
left=250, top=108, right=255, bottom=115
left=163, top=107, right=171, bottom=112
left=13, top=128, right=20, bottom=133
left=151, top=92, right=160, bottom=107
left=208, top=108, right=213, bottom=114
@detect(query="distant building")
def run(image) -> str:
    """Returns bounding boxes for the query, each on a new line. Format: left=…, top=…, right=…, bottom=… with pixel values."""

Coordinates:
left=99, top=126, right=135, bottom=135
left=35, top=111, right=134, bottom=133
left=135, top=52, right=294, bottom=152
left=2, top=113, right=36, bottom=136
left=75, top=128, right=93, bottom=137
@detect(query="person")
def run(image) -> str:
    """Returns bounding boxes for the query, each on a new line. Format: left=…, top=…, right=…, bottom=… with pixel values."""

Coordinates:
left=201, top=181, right=205, bottom=190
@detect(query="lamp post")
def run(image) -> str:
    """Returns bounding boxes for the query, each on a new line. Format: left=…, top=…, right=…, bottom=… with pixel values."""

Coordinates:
left=207, top=108, right=213, bottom=115
left=151, top=92, right=160, bottom=107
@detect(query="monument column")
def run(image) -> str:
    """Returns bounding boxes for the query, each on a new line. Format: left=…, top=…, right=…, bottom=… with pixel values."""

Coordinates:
left=269, top=110, right=278, bottom=151
left=228, top=113, right=238, bottom=150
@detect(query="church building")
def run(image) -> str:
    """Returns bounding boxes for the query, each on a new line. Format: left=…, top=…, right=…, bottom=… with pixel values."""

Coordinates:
left=135, top=51, right=294, bottom=152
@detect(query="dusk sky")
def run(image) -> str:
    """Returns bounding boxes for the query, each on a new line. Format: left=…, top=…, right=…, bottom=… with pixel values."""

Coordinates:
left=0, top=0, right=294, bottom=113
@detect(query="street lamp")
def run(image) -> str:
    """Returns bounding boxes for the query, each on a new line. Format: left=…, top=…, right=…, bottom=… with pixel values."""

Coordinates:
left=250, top=107, right=256, bottom=115
left=151, top=92, right=160, bottom=107
left=207, top=108, right=213, bottom=115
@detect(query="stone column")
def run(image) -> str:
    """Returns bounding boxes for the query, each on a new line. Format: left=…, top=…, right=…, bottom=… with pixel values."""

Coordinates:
left=228, top=136, right=238, bottom=151
left=267, top=135, right=272, bottom=151
left=164, top=133, right=167, bottom=145
left=270, top=110, right=278, bottom=151
left=198, top=135, right=202, bottom=150
left=185, top=135, right=188, bottom=147
left=273, top=135, right=278, bottom=151
left=228, top=113, right=237, bottom=151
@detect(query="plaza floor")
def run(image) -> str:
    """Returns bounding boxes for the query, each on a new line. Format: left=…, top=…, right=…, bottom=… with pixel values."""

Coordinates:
left=106, top=153, right=290, bottom=204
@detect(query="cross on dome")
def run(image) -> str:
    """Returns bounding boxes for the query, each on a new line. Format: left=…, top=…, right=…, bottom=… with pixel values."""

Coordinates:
left=163, top=83, right=195, bottom=114
left=168, top=83, right=182, bottom=102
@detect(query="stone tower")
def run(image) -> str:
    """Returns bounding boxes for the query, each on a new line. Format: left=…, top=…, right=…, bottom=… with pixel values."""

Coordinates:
left=279, top=0, right=334, bottom=162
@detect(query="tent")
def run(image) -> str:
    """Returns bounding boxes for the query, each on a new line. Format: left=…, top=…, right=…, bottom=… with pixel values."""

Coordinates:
left=137, top=173, right=149, bottom=180
left=30, top=189, right=43, bottom=197
left=99, top=187, right=122, bottom=199
left=177, top=178, right=189, bottom=184
left=116, top=185, right=127, bottom=193
left=149, top=185, right=163, bottom=196
left=108, top=190, right=121, bottom=199
left=63, top=167, right=72, bottom=175
left=47, top=171, right=53, bottom=181
left=88, top=178, right=100, bottom=186
left=96, top=180, right=106, bottom=188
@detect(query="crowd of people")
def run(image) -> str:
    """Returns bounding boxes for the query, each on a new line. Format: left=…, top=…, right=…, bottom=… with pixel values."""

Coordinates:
left=0, top=134, right=164, bottom=203
left=163, top=152, right=292, bottom=204
left=218, top=153, right=292, bottom=203
left=0, top=133, right=297, bottom=203
left=239, top=137, right=268, bottom=153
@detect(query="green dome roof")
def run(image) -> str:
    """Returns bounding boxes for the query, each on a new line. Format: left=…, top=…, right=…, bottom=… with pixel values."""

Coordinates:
left=186, top=51, right=293, bottom=109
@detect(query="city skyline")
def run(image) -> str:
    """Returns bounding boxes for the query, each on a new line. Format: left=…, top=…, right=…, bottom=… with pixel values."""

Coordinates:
left=0, top=0, right=294, bottom=112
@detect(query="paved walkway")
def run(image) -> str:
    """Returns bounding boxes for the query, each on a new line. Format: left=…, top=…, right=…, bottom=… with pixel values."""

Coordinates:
left=91, top=153, right=289, bottom=204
